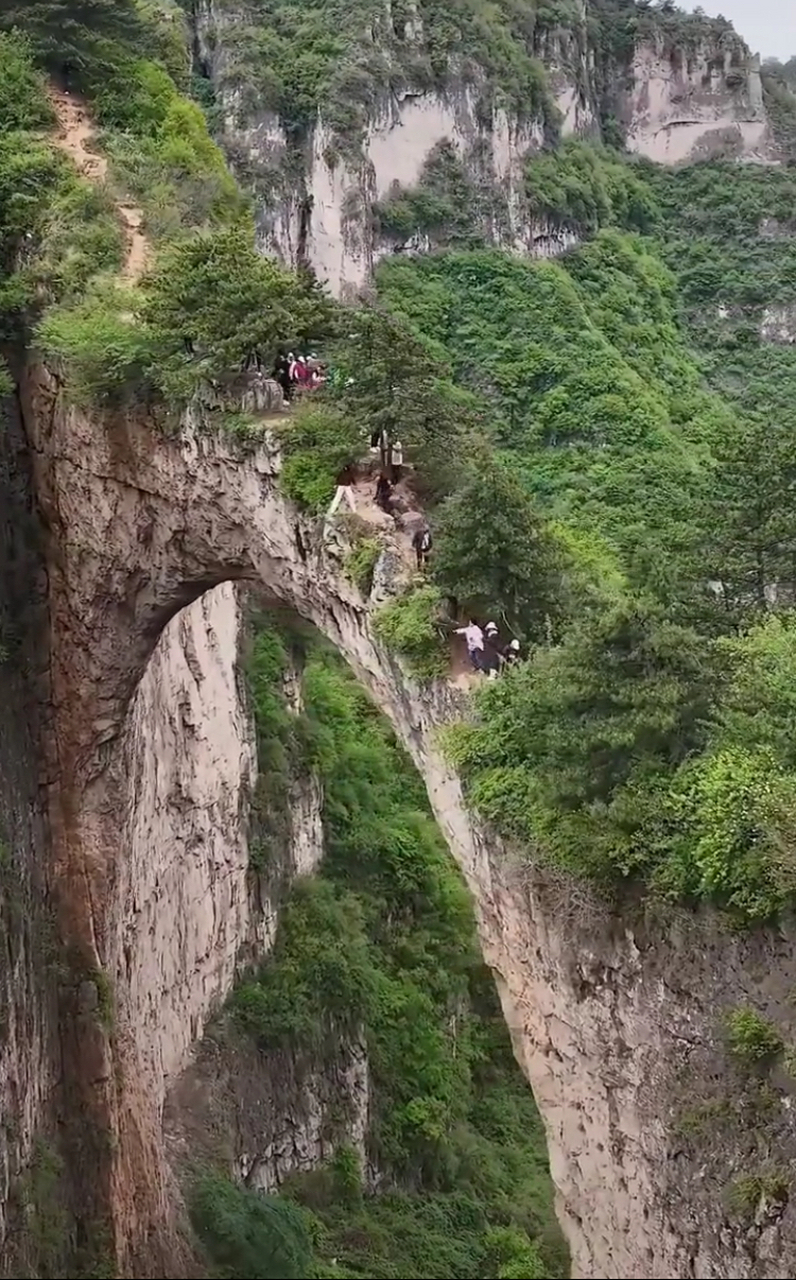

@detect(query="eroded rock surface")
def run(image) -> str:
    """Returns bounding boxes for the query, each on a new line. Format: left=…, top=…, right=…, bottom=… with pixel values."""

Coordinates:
left=24, top=363, right=796, bottom=1279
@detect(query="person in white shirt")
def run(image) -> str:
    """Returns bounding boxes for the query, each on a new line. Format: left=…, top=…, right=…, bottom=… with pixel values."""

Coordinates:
left=455, top=621, right=485, bottom=672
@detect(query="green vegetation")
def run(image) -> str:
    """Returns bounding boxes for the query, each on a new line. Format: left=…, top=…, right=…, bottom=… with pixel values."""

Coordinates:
left=279, top=402, right=361, bottom=511
left=726, top=1007, right=784, bottom=1065
left=344, top=528, right=382, bottom=594
left=219, top=622, right=567, bottom=1279
left=373, top=141, right=507, bottom=249
left=0, top=9, right=338, bottom=425
left=190, top=1172, right=314, bottom=1278
left=726, top=1169, right=789, bottom=1220
left=524, top=140, right=658, bottom=235
left=213, top=0, right=565, bottom=151
left=372, top=583, right=449, bottom=680
left=361, top=122, right=796, bottom=924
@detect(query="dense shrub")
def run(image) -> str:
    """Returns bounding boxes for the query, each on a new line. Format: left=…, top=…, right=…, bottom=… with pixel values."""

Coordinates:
left=36, top=284, right=154, bottom=408
left=190, top=1173, right=313, bottom=1279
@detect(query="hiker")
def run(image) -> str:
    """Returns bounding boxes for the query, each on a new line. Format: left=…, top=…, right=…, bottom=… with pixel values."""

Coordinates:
left=502, top=638, right=521, bottom=667
left=390, top=438, right=404, bottom=483
left=412, top=524, right=432, bottom=571
left=273, top=351, right=292, bottom=402
left=287, top=351, right=297, bottom=380
left=482, top=645, right=502, bottom=681
left=293, top=355, right=310, bottom=388
left=455, top=620, right=485, bottom=673
left=483, top=623, right=502, bottom=679
left=375, top=473, right=392, bottom=514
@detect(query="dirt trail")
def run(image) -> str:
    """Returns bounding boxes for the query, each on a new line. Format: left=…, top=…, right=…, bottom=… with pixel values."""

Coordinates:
left=348, top=470, right=481, bottom=691
left=48, top=86, right=149, bottom=282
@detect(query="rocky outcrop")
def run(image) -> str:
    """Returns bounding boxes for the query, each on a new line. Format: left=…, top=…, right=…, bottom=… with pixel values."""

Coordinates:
left=195, top=1, right=774, bottom=295
left=24, top=362, right=796, bottom=1279
left=624, top=42, right=770, bottom=163
left=164, top=1011, right=372, bottom=1197
left=118, top=583, right=257, bottom=1108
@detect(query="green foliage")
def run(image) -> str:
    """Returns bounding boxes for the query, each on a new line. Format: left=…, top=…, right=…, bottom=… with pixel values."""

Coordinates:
left=370, top=172, right=796, bottom=919
left=0, top=31, right=55, bottom=134
left=524, top=140, right=658, bottom=233
left=234, top=628, right=567, bottom=1277
left=98, top=66, right=246, bottom=239
left=36, top=283, right=153, bottom=408
left=329, top=304, right=473, bottom=502
left=431, top=455, right=565, bottom=642
left=373, top=584, right=449, bottom=681
left=725, top=1007, right=784, bottom=1065
left=726, top=1170, right=789, bottom=1220
left=344, top=532, right=382, bottom=595
left=374, top=141, right=505, bottom=248
left=375, top=246, right=714, bottom=604
left=190, top=1172, right=314, bottom=1279
left=279, top=402, right=362, bottom=511
left=216, top=0, right=560, bottom=148
left=0, top=0, right=147, bottom=89
left=484, top=1226, right=546, bottom=1279
left=445, top=596, right=717, bottom=882
left=142, top=226, right=334, bottom=401
left=232, top=878, right=377, bottom=1048
left=245, top=622, right=315, bottom=872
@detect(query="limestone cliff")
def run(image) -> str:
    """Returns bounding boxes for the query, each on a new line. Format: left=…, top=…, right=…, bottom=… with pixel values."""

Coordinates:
left=0, top=376, right=58, bottom=1273
left=191, top=0, right=774, bottom=294
left=20, top=360, right=796, bottom=1278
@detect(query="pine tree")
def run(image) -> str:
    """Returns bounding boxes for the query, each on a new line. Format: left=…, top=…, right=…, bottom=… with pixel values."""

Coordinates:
left=431, top=456, right=563, bottom=640
left=333, top=304, right=473, bottom=500
left=0, top=0, right=146, bottom=84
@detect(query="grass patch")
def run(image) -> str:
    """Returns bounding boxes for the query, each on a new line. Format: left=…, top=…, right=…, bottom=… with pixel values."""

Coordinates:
left=726, top=1007, right=783, bottom=1065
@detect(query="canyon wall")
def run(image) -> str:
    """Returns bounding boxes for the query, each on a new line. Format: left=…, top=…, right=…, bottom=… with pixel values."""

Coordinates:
left=194, top=1, right=775, bottom=294
left=0, top=382, right=59, bottom=1272
left=25, top=367, right=796, bottom=1278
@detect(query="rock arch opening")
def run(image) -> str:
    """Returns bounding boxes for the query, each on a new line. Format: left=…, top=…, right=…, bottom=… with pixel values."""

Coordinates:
left=30, top=368, right=553, bottom=1272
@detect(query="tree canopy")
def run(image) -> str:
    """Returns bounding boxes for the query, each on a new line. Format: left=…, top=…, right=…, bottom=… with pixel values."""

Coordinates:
left=142, top=227, right=336, bottom=399
left=432, top=456, right=564, bottom=641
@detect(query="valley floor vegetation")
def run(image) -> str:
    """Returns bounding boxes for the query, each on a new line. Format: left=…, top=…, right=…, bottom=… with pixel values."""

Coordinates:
left=192, top=618, right=566, bottom=1280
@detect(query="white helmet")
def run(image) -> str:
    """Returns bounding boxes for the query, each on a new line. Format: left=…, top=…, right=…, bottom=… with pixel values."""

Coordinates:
left=485, top=621, right=498, bottom=634
left=509, top=639, right=520, bottom=651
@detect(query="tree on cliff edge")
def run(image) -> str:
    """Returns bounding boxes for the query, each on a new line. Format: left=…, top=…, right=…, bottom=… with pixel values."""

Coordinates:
left=0, top=0, right=145, bottom=85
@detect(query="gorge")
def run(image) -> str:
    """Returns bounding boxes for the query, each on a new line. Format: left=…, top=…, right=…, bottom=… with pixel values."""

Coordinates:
left=3, top=2, right=796, bottom=1279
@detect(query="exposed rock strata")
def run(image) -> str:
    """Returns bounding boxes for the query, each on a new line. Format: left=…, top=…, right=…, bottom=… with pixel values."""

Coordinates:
left=24, top=366, right=796, bottom=1278
left=195, top=1, right=774, bottom=295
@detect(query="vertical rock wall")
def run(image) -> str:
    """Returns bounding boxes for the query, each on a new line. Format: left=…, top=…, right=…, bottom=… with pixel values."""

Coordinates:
left=114, top=584, right=257, bottom=1111
left=0, top=383, right=58, bottom=1269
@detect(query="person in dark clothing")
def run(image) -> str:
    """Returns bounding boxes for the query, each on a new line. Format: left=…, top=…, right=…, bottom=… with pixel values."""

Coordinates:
left=483, top=623, right=502, bottom=679
left=273, top=351, right=292, bottom=401
left=412, top=525, right=432, bottom=571
left=375, top=473, right=392, bottom=513
left=502, top=638, right=521, bottom=666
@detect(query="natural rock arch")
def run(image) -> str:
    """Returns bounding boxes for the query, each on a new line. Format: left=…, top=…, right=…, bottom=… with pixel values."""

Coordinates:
left=27, top=365, right=524, bottom=1273
left=24, top=367, right=796, bottom=1280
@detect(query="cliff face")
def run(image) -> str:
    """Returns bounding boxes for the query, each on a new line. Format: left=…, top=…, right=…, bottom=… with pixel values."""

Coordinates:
left=118, top=583, right=257, bottom=1107
left=23, top=361, right=796, bottom=1278
left=193, top=0, right=774, bottom=294
left=623, top=42, right=769, bottom=163
left=0, top=381, right=59, bottom=1272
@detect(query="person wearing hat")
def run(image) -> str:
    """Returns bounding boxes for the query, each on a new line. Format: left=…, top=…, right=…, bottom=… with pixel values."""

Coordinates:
left=483, top=622, right=502, bottom=680
left=502, top=638, right=521, bottom=667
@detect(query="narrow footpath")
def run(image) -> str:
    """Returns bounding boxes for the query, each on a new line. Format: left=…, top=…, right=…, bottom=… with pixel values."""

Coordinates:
left=48, top=85, right=149, bottom=282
